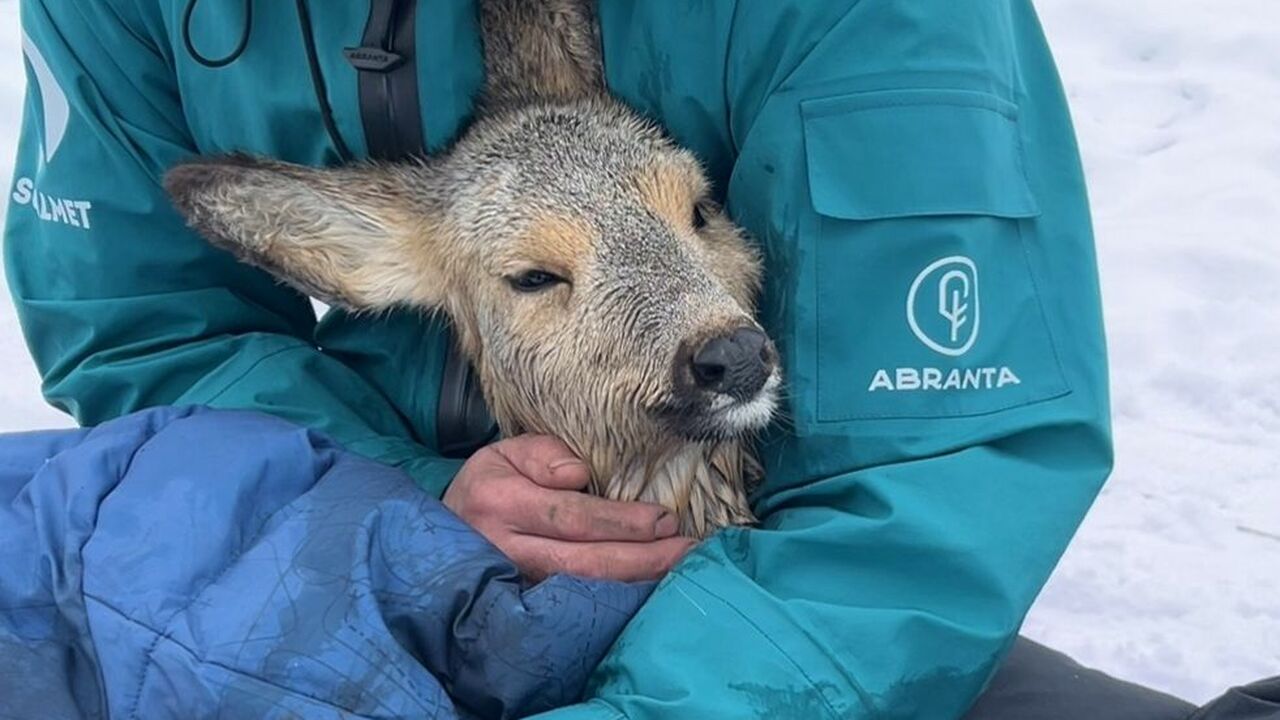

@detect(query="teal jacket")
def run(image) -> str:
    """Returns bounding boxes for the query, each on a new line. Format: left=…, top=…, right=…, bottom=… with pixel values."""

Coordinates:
left=6, top=1, right=1110, bottom=718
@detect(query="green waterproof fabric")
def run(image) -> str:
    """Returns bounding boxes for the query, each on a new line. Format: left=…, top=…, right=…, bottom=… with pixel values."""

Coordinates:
left=6, top=1, right=1111, bottom=718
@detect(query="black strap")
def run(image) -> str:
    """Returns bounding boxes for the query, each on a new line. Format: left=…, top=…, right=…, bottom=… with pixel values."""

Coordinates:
left=437, top=337, right=500, bottom=457
left=183, top=0, right=490, bottom=455
left=346, top=0, right=496, bottom=458
left=345, top=0, right=425, bottom=160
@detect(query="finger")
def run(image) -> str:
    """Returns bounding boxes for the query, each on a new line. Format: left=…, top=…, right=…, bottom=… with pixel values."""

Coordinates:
left=512, top=489, right=680, bottom=542
left=515, top=536, right=698, bottom=583
left=490, top=434, right=590, bottom=490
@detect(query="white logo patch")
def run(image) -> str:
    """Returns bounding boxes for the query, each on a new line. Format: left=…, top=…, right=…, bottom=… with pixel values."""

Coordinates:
left=11, top=178, right=94, bottom=229
left=907, top=255, right=979, bottom=357
left=12, top=36, right=94, bottom=231
left=21, top=30, right=70, bottom=165
left=867, top=366, right=1021, bottom=392
left=868, top=256, right=1024, bottom=394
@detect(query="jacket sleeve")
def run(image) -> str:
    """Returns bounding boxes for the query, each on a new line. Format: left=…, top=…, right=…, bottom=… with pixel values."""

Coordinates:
left=0, top=407, right=649, bottom=720
left=5, top=1, right=462, bottom=494
left=534, top=2, right=1111, bottom=718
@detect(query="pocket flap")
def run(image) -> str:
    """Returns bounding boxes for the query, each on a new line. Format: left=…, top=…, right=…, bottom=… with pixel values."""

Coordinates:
left=802, top=89, right=1040, bottom=221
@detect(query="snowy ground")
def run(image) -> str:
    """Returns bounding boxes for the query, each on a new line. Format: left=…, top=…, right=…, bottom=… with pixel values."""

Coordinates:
left=1019, top=0, right=1280, bottom=702
left=0, top=1, right=66, bottom=429
left=1, top=0, right=1276, bottom=706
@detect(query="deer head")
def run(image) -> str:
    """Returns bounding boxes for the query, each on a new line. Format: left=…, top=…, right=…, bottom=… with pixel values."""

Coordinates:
left=165, top=0, right=779, bottom=537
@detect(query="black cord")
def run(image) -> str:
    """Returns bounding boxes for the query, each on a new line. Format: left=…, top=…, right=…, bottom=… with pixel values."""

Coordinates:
left=181, top=0, right=354, bottom=162
left=293, top=0, right=355, bottom=162
left=182, top=0, right=254, bottom=68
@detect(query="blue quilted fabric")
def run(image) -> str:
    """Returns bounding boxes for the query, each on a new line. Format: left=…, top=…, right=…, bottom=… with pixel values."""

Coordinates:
left=0, top=406, right=649, bottom=719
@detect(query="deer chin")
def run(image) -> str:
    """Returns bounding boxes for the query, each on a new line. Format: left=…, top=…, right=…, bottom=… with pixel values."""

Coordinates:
left=486, top=396, right=760, bottom=538
left=705, top=371, right=781, bottom=437
left=583, top=440, right=759, bottom=539
left=654, top=370, right=782, bottom=444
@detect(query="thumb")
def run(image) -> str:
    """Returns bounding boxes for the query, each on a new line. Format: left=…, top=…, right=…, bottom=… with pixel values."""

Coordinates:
left=490, top=434, right=591, bottom=490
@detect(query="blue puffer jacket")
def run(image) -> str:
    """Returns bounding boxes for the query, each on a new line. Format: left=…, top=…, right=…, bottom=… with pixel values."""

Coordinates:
left=0, top=406, right=649, bottom=720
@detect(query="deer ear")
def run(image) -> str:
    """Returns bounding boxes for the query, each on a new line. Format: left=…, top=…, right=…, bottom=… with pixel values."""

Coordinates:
left=164, top=154, right=447, bottom=311
left=478, top=0, right=604, bottom=108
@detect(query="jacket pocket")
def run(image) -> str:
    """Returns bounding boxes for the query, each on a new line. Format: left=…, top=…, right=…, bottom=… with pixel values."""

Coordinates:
left=801, top=88, right=1069, bottom=423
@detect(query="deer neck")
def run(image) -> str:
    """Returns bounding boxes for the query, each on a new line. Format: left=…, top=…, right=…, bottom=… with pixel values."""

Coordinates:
left=587, top=440, right=757, bottom=539
left=475, top=367, right=758, bottom=538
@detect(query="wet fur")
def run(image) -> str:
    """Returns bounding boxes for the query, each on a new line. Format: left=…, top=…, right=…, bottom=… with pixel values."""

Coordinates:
left=165, top=0, right=772, bottom=537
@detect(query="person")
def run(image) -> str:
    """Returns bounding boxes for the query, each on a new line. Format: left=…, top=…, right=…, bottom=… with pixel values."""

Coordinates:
left=6, top=1, right=1266, bottom=718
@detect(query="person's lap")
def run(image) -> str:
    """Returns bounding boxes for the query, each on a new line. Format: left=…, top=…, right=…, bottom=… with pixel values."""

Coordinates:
left=965, top=638, right=1194, bottom=720
left=967, top=637, right=1280, bottom=720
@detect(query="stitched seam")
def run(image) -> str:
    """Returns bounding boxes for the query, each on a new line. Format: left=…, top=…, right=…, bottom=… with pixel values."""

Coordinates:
left=340, top=621, right=440, bottom=718
left=581, top=699, right=628, bottom=720
left=814, top=387, right=1073, bottom=423
left=801, top=95, right=1034, bottom=222
left=667, top=572, right=858, bottom=719
left=1016, top=227, right=1072, bottom=394
left=127, top=632, right=163, bottom=720
left=199, top=344, right=311, bottom=405
left=159, top=515, right=287, bottom=631
left=73, top=414, right=184, bottom=720
left=195, top=345, right=422, bottom=453
left=88, top=592, right=388, bottom=718
left=131, top=418, right=321, bottom=678
left=812, top=207, right=1037, bottom=221
left=773, top=1, right=868, bottom=99
left=803, top=92, right=1019, bottom=120
left=1010, top=148, right=1074, bottom=392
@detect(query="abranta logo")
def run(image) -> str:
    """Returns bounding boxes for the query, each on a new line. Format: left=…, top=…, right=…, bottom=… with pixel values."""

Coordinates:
left=868, top=255, right=1021, bottom=393
left=907, top=256, right=979, bottom=357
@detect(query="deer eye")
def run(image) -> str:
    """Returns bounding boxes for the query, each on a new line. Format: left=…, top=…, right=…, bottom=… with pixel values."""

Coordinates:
left=692, top=203, right=708, bottom=231
left=508, top=269, right=565, bottom=293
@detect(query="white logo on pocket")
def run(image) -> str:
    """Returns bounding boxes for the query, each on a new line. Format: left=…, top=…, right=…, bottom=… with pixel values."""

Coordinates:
left=907, top=256, right=980, bottom=357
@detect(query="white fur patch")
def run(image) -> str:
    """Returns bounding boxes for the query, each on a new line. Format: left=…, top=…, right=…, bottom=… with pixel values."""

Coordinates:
left=714, top=372, right=780, bottom=433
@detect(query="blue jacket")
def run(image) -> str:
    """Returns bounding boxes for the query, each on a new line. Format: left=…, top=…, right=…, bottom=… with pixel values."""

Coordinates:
left=0, top=406, right=648, bottom=719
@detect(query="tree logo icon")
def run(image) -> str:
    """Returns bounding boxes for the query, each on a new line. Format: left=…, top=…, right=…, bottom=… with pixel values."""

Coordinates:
left=907, top=256, right=980, bottom=357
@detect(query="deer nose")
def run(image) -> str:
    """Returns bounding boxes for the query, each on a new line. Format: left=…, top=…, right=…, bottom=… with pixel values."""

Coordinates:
left=690, top=327, right=775, bottom=400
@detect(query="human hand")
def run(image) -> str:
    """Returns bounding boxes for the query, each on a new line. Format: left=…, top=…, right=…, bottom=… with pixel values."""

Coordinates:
left=443, top=435, right=696, bottom=582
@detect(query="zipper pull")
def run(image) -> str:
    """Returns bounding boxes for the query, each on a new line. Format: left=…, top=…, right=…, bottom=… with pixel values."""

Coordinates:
left=343, top=46, right=404, bottom=72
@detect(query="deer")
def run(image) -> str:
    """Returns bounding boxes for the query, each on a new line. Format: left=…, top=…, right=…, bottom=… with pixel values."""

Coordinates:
left=164, top=0, right=780, bottom=538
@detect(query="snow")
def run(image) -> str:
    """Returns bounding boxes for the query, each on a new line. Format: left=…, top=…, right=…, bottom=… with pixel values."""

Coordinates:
left=1019, top=0, right=1280, bottom=702
left=0, top=0, right=1275, bottom=706
left=0, top=1, right=67, bottom=430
